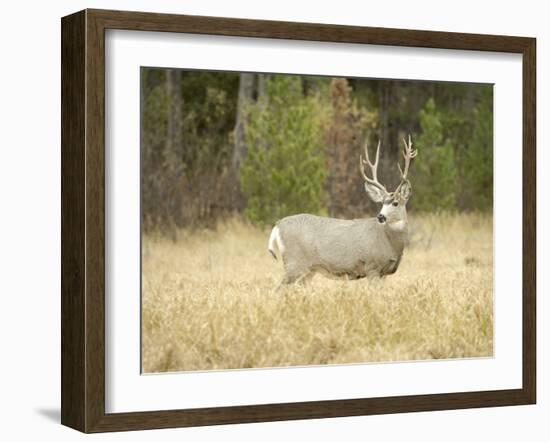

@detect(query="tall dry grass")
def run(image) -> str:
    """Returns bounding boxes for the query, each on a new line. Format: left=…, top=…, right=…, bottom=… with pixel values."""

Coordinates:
left=142, top=213, right=493, bottom=373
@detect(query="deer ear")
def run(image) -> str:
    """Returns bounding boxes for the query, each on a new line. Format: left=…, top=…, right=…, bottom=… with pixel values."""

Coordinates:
left=364, top=182, right=386, bottom=203
left=398, top=181, right=412, bottom=201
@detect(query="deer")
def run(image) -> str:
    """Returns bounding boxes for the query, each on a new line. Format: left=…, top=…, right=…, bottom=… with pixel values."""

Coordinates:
left=267, top=135, right=417, bottom=288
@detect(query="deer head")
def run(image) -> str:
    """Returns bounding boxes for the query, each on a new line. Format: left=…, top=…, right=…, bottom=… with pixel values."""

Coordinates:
left=359, top=135, right=418, bottom=227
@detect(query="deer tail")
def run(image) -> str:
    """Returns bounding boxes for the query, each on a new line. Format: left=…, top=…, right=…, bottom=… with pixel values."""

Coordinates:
left=268, top=225, right=281, bottom=260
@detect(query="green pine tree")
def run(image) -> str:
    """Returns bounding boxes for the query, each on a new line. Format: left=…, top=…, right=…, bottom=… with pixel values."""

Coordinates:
left=239, top=76, right=327, bottom=225
left=413, top=98, right=458, bottom=211
left=463, top=88, right=493, bottom=210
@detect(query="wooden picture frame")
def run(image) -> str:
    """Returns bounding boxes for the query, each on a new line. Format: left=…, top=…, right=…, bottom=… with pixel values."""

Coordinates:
left=61, top=8, right=536, bottom=433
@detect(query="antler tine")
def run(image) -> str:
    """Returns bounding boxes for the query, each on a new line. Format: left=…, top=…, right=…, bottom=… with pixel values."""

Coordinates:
left=363, top=140, right=380, bottom=177
left=398, top=134, right=417, bottom=182
left=359, top=140, right=387, bottom=193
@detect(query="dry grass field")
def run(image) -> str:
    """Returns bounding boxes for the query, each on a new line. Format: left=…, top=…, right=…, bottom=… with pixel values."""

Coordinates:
left=142, top=213, right=493, bottom=373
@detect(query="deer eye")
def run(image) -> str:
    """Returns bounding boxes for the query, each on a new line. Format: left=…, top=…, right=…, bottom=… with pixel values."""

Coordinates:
left=392, top=201, right=399, bottom=207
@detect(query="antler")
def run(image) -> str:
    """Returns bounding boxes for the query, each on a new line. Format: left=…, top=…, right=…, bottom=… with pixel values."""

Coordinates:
left=397, top=134, right=417, bottom=184
left=359, top=140, right=389, bottom=194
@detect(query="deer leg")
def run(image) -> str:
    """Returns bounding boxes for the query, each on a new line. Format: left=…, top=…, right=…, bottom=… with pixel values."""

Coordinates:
left=275, top=274, right=300, bottom=291
left=275, top=269, right=311, bottom=291
left=296, top=272, right=314, bottom=286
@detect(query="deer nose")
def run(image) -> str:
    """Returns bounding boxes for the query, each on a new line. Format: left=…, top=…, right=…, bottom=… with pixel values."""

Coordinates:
left=377, top=213, right=386, bottom=223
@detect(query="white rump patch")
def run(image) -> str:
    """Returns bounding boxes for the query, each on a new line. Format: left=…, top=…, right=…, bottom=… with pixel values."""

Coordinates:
left=267, top=225, right=285, bottom=259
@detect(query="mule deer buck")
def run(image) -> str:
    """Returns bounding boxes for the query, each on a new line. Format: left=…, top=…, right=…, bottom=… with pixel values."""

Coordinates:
left=268, top=135, right=417, bottom=288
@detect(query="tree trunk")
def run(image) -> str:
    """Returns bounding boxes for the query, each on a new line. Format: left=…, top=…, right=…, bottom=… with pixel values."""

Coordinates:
left=164, top=69, right=184, bottom=235
left=257, top=73, right=270, bottom=100
left=166, top=69, right=183, bottom=158
left=231, top=73, right=255, bottom=173
left=378, top=81, right=391, bottom=151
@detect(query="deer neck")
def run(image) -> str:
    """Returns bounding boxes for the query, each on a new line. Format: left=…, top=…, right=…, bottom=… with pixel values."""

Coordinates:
left=383, top=216, right=408, bottom=256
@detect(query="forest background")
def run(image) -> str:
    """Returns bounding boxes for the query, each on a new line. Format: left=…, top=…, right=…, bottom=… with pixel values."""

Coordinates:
left=141, top=69, right=493, bottom=234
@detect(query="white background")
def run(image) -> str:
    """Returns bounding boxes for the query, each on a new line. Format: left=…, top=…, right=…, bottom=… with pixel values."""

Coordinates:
left=0, top=0, right=547, bottom=440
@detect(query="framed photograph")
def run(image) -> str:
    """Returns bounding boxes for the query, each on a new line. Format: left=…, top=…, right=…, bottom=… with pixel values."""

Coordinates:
left=61, top=9, right=536, bottom=433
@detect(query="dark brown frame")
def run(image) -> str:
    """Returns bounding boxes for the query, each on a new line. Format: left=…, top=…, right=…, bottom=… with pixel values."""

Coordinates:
left=61, top=8, right=536, bottom=433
